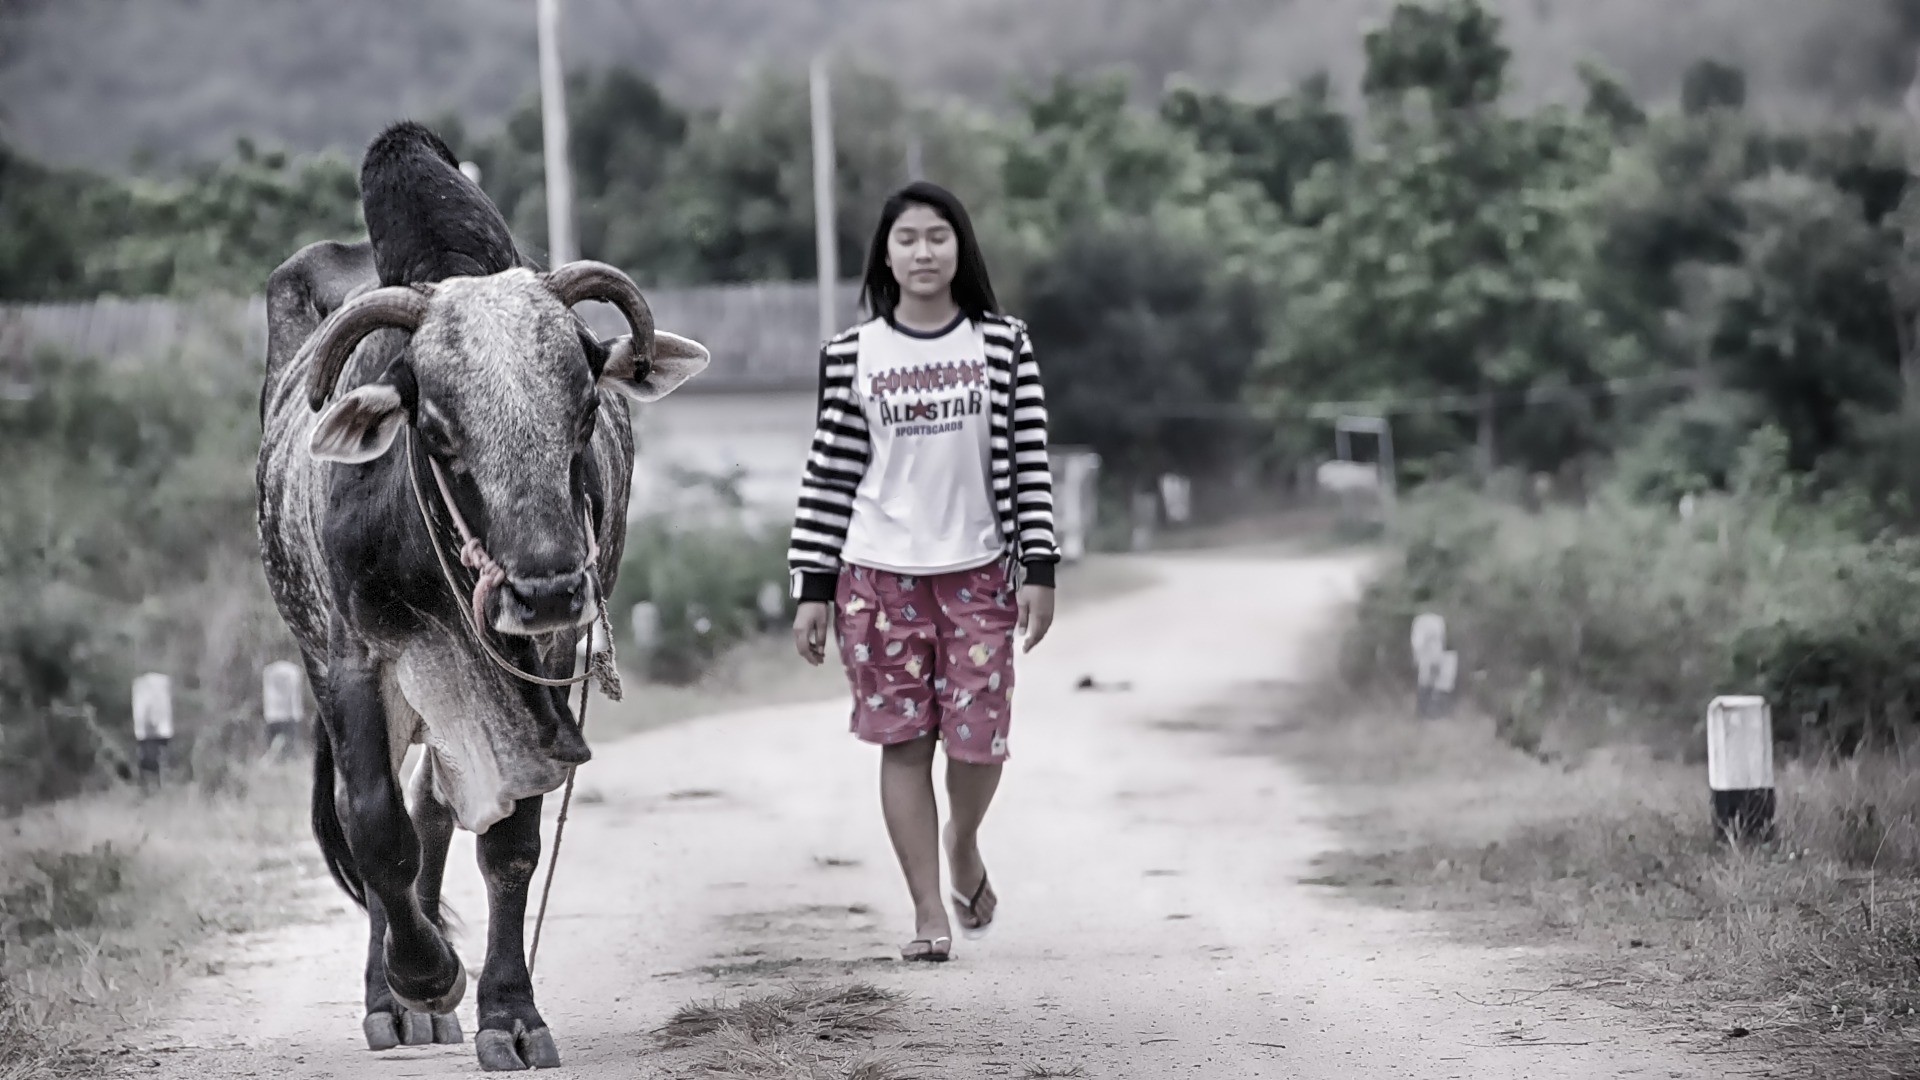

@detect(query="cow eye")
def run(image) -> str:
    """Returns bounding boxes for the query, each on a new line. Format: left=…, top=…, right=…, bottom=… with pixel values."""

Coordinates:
left=418, top=418, right=461, bottom=461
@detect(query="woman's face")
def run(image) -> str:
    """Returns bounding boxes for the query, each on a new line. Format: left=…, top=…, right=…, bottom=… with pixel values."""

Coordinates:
left=886, top=203, right=958, bottom=301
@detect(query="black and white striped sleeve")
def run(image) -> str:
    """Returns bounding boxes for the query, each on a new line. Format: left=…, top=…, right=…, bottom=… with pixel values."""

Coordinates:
left=787, top=334, right=869, bottom=602
left=1011, top=324, right=1060, bottom=586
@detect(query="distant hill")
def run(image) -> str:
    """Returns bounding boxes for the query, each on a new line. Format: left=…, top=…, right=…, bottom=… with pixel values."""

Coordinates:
left=3, top=0, right=1917, bottom=171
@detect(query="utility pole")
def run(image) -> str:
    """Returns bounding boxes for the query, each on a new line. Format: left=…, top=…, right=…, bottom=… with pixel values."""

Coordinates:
left=537, top=0, right=577, bottom=266
left=810, top=54, right=838, bottom=339
left=905, top=129, right=925, bottom=182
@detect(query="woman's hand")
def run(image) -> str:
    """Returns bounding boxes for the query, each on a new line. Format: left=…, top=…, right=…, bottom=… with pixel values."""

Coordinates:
left=793, top=601, right=832, bottom=666
left=1017, top=584, right=1055, bottom=654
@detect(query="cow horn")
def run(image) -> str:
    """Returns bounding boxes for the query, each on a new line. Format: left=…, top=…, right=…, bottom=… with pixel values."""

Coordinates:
left=304, top=286, right=430, bottom=411
left=546, top=260, right=656, bottom=356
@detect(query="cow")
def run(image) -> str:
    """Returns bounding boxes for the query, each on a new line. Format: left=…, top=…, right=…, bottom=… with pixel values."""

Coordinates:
left=255, top=121, right=708, bottom=1071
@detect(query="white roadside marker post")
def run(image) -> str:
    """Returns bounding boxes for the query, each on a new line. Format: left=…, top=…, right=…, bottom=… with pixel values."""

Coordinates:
left=131, top=672, right=174, bottom=787
left=1411, top=613, right=1448, bottom=719
left=262, top=660, right=305, bottom=759
left=1707, top=695, right=1776, bottom=843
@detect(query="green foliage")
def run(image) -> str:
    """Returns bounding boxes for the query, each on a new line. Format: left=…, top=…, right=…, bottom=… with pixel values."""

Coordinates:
left=609, top=486, right=790, bottom=685
left=0, top=346, right=288, bottom=808
left=999, top=73, right=1277, bottom=278
left=1681, top=58, right=1749, bottom=116
left=0, top=138, right=361, bottom=300
left=1347, top=456, right=1920, bottom=755
left=1259, top=7, right=1622, bottom=467
left=456, top=67, right=691, bottom=272
left=1160, top=74, right=1354, bottom=220
left=1361, top=0, right=1511, bottom=110
left=1020, top=225, right=1264, bottom=485
left=1706, top=172, right=1903, bottom=469
left=1608, top=391, right=1762, bottom=503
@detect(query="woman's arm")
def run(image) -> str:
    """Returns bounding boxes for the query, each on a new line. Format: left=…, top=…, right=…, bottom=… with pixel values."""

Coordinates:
left=1010, top=324, right=1059, bottom=588
left=1009, top=323, right=1058, bottom=651
left=786, top=335, right=869, bottom=603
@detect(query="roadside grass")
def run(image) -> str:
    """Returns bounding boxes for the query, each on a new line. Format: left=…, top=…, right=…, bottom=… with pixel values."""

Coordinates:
left=1266, top=682, right=1920, bottom=1077
left=656, top=983, right=914, bottom=1079
left=0, top=762, right=315, bottom=1078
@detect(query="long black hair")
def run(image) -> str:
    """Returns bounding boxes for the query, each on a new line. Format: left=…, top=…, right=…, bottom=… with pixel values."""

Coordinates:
left=859, top=181, right=999, bottom=323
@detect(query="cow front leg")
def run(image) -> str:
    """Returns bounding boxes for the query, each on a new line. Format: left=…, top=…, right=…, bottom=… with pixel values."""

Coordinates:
left=362, top=758, right=466, bottom=1050
left=409, top=755, right=465, bottom=1044
left=473, top=794, right=561, bottom=1071
left=326, top=641, right=467, bottom=1024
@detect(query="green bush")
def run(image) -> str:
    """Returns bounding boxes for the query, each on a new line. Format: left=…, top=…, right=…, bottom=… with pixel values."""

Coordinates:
left=609, top=482, right=791, bottom=686
left=1346, top=437, right=1920, bottom=756
left=0, top=346, right=289, bottom=810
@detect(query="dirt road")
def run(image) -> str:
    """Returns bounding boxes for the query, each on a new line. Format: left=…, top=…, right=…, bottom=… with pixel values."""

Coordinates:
left=132, top=551, right=1709, bottom=1078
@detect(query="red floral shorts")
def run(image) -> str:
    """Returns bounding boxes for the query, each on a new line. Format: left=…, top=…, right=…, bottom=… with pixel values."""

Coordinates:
left=835, top=559, right=1018, bottom=764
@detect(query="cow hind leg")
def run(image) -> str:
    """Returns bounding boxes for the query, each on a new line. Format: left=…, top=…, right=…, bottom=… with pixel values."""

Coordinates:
left=473, top=794, right=561, bottom=1071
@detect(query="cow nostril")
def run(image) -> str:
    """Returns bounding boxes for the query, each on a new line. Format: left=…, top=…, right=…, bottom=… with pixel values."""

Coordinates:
left=504, top=571, right=589, bottom=622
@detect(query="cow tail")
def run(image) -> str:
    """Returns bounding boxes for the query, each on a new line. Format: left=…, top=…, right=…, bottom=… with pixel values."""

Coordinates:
left=310, top=722, right=367, bottom=909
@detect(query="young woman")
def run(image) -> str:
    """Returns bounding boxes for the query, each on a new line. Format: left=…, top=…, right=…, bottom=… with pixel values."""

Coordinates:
left=787, top=181, right=1058, bottom=962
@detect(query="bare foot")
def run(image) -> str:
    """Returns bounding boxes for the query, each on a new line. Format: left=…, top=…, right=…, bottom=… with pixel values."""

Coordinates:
left=944, top=822, right=997, bottom=935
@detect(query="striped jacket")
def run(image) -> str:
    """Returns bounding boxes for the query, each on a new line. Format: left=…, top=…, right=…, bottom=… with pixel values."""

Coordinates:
left=787, top=313, right=1059, bottom=602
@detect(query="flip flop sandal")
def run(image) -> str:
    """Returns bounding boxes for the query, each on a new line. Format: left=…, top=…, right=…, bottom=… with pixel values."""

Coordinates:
left=951, top=874, right=995, bottom=941
left=900, top=936, right=952, bottom=962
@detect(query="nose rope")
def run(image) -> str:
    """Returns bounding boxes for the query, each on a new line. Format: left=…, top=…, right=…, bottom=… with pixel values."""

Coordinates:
left=403, top=430, right=621, bottom=698
left=425, top=454, right=510, bottom=632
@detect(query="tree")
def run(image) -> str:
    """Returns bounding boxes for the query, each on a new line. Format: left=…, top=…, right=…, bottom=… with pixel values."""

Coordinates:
left=1709, top=172, right=1902, bottom=469
left=1159, top=74, right=1353, bottom=221
left=1360, top=0, right=1509, bottom=110
left=1258, top=0, right=1619, bottom=474
left=1020, top=226, right=1264, bottom=487
left=996, top=73, right=1277, bottom=293
left=1682, top=59, right=1749, bottom=116
left=457, top=67, right=691, bottom=273
left=0, top=136, right=361, bottom=300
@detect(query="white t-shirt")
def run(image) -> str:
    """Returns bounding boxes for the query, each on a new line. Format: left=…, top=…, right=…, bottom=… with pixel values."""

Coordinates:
left=840, top=314, right=1004, bottom=575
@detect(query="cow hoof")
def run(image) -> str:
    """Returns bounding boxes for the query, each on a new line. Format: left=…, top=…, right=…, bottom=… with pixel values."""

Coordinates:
left=389, top=954, right=468, bottom=1016
left=476, top=1024, right=561, bottom=1071
left=519, top=1027, right=561, bottom=1069
left=364, top=1011, right=401, bottom=1052
left=401, top=1009, right=434, bottom=1046
left=433, top=1011, right=464, bottom=1045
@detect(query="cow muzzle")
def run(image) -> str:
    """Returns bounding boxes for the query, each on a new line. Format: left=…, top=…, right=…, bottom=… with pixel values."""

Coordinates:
left=493, top=568, right=598, bottom=636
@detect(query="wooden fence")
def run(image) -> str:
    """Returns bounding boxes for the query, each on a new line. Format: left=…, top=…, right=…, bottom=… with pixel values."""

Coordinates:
left=0, top=280, right=862, bottom=392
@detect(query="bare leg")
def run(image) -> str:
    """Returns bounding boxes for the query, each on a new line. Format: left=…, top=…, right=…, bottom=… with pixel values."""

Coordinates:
left=879, top=736, right=950, bottom=951
left=944, top=759, right=1002, bottom=931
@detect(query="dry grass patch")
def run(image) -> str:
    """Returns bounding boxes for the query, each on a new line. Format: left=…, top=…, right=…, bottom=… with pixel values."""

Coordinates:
left=0, top=969, right=59, bottom=1080
left=0, top=762, right=314, bottom=1076
left=1266, top=686, right=1920, bottom=1076
left=657, top=983, right=914, bottom=1079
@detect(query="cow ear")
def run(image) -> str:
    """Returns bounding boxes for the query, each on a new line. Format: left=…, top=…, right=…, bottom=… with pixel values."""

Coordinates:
left=600, top=330, right=710, bottom=402
left=310, top=383, right=407, bottom=463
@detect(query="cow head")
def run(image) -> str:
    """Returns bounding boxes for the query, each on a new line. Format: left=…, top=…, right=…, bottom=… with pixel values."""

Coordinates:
left=299, top=260, right=708, bottom=635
